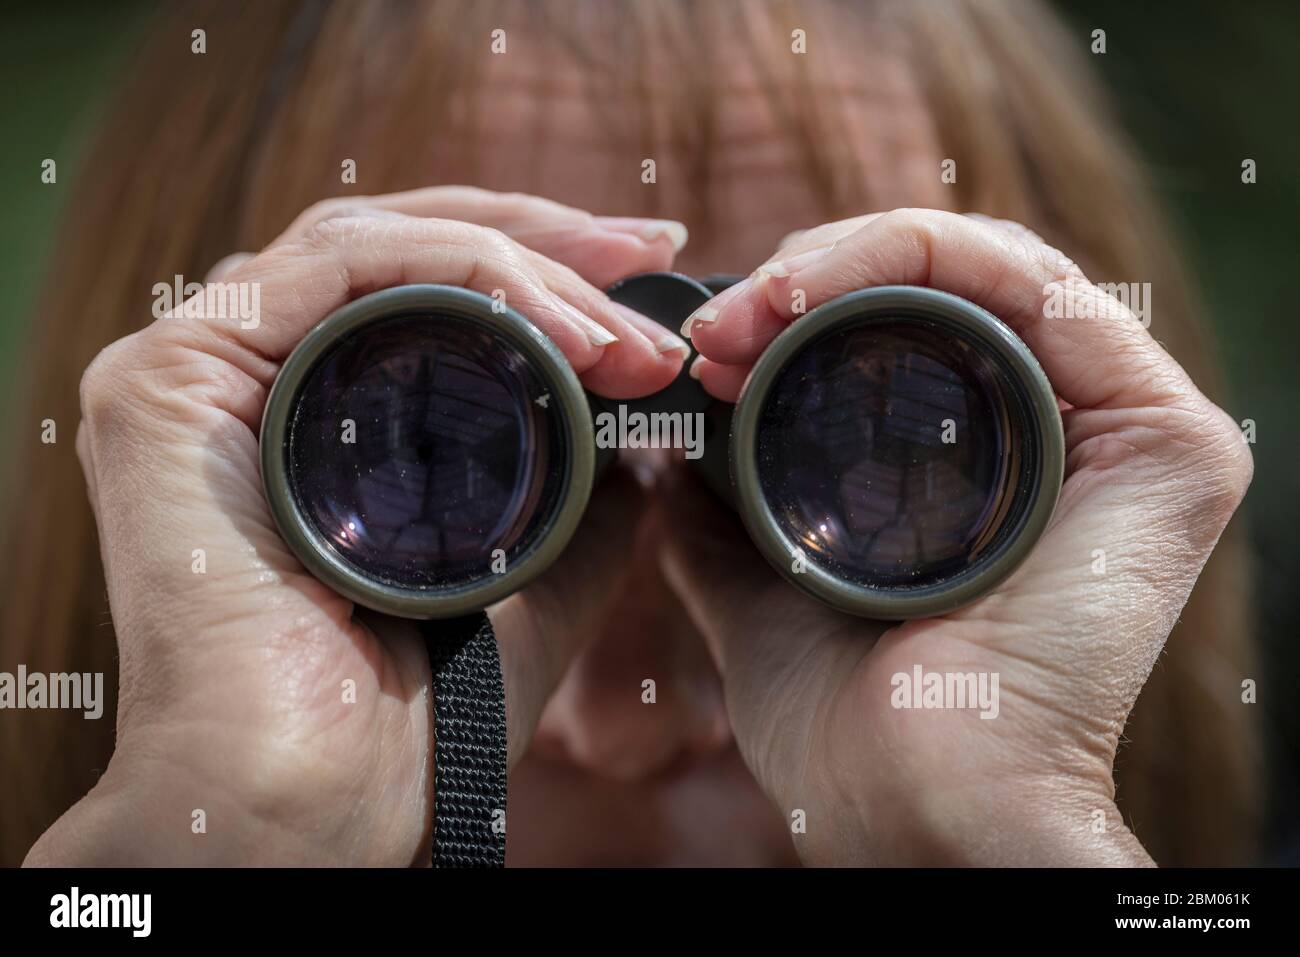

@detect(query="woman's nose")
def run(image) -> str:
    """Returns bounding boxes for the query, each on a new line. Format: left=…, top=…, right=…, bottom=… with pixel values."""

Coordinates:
left=533, top=561, right=733, bottom=782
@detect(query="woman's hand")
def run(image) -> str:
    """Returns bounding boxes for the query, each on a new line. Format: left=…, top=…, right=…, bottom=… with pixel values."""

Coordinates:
left=25, top=187, right=690, bottom=866
left=664, top=208, right=1252, bottom=866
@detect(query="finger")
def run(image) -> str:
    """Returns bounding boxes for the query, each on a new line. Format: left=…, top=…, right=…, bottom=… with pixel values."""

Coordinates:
left=519, top=249, right=689, bottom=398
left=269, top=192, right=690, bottom=392
left=272, top=187, right=685, bottom=287
left=162, top=215, right=680, bottom=430
left=768, top=212, right=885, bottom=258
left=593, top=216, right=688, bottom=253
left=614, top=303, right=693, bottom=363
left=962, top=211, right=1047, bottom=246
left=692, top=208, right=1195, bottom=413
left=204, top=252, right=254, bottom=283
left=490, top=464, right=649, bottom=767
left=519, top=220, right=682, bottom=288
left=678, top=270, right=787, bottom=369
left=688, top=355, right=749, bottom=403
left=680, top=215, right=882, bottom=365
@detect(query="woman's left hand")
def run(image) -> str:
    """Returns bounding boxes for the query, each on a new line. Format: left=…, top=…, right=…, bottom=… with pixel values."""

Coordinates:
left=662, top=209, right=1252, bottom=866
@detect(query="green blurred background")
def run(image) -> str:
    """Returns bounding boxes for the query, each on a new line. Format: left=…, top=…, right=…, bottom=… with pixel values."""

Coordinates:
left=1, top=1, right=1296, bottom=860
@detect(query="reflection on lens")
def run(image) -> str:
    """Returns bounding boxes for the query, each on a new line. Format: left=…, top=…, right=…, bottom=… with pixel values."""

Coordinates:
left=755, top=319, right=1036, bottom=590
left=286, top=314, right=567, bottom=590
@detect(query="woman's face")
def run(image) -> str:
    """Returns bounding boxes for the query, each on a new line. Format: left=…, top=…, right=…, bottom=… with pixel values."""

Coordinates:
left=455, top=33, right=948, bottom=865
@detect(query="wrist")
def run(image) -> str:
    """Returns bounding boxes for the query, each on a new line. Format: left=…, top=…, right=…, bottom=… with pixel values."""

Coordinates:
left=24, top=763, right=156, bottom=866
left=871, top=779, right=1153, bottom=867
left=24, top=745, right=354, bottom=866
left=795, top=771, right=1152, bottom=867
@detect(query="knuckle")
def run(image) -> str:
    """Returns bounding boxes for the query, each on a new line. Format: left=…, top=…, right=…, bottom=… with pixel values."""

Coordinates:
left=1153, top=400, right=1254, bottom=523
left=74, top=418, right=93, bottom=470
left=877, top=207, right=935, bottom=236
left=976, top=214, right=1050, bottom=248
left=1198, top=404, right=1254, bottom=508
left=299, top=197, right=371, bottom=230
left=996, top=225, right=1083, bottom=292
left=438, top=184, right=493, bottom=204
left=503, top=190, right=581, bottom=221
left=78, top=336, right=138, bottom=423
left=478, top=223, right=516, bottom=252
left=498, top=190, right=534, bottom=207
left=79, top=325, right=241, bottom=431
left=474, top=224, right=527, bottom=267
left=300, top=213, right=374, bottom=249
left=1012, top=222, right=1050, bottom=247
left=873, top=208, right=945, bottom=274
left=1038, top=243, right=1084, bottom=283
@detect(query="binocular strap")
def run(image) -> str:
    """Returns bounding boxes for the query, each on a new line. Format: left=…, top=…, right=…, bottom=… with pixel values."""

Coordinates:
left=421, top=612, right=507, bottom=868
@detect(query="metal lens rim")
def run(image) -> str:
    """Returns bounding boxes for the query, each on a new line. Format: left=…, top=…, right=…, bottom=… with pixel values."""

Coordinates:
left=259, top=284, right=596, bottom=619
left=730, top=285, right=1065, bottom=620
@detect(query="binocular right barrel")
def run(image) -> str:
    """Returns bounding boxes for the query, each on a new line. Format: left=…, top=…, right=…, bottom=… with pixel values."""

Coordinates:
left=259, top=277, right=1063, bottom=621
left=725, top=283, right=1063, bottom=618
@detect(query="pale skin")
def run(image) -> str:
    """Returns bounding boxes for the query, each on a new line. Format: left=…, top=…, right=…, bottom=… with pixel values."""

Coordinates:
left=25, top=40, right=1253, bottom=866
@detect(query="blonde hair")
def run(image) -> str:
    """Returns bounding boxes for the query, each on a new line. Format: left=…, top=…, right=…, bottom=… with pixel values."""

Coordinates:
left=0, top=0, right=1257, bottom=865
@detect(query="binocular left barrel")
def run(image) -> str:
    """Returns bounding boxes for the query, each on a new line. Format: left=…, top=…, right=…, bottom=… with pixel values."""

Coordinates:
left=260, top=277, right=1063, bottom=621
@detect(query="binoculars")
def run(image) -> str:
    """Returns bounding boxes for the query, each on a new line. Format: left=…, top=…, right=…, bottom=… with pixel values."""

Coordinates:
left=260, top=273, right=1063, bottom=620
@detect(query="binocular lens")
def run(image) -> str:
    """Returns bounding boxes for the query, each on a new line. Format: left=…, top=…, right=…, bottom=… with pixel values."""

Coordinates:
left=261, top=285, right=596, bottom=618
left=755, top=320, right=1033, bottom=591
left=262, top=279, right=1062, bottom=621
left=731, top=285, right=1062, bottom=618
left=286, top=315, right=568, bottom=591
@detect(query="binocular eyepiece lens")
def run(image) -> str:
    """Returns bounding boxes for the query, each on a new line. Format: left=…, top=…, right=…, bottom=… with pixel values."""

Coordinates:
left=755, top=319, right=1033, bottom=591
left=286, top=315, right=567, bottom=590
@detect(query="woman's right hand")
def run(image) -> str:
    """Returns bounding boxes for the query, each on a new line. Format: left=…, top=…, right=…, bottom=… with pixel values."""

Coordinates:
left=25, top=188, right=689, bottom=866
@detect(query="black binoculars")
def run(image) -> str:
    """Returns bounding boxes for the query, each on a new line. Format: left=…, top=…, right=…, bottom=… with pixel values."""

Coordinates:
left=259, top=273, right=1063, bottom=620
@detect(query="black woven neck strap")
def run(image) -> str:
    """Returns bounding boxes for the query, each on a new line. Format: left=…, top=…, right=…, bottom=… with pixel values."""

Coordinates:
left=421, top=612, right=507, bottom=868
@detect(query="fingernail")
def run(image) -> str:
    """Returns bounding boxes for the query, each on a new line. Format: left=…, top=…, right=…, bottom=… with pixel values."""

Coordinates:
left=581, top=316, right=619, bottom=346
left=680, top=274, right=758, bottom=338
left=556, top=298, right=619, bottom=346
left=688, top=355, right=705, bottom=380
left=680, top=271, right=761, bottom=338
left=638, top=220, right=689, bottom=252
left=656, top=332, right=692, bottom=361
left=756, top=244, right=834, bottom=279
left=595, top=217, right=689, bottom=252
left=680, top=304, right=717, bottom=339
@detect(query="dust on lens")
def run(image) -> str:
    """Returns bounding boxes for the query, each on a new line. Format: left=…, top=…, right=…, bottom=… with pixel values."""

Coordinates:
left=754, top=319, right=1036, bottom=590
left=285, top=314, right=568, bottom=590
